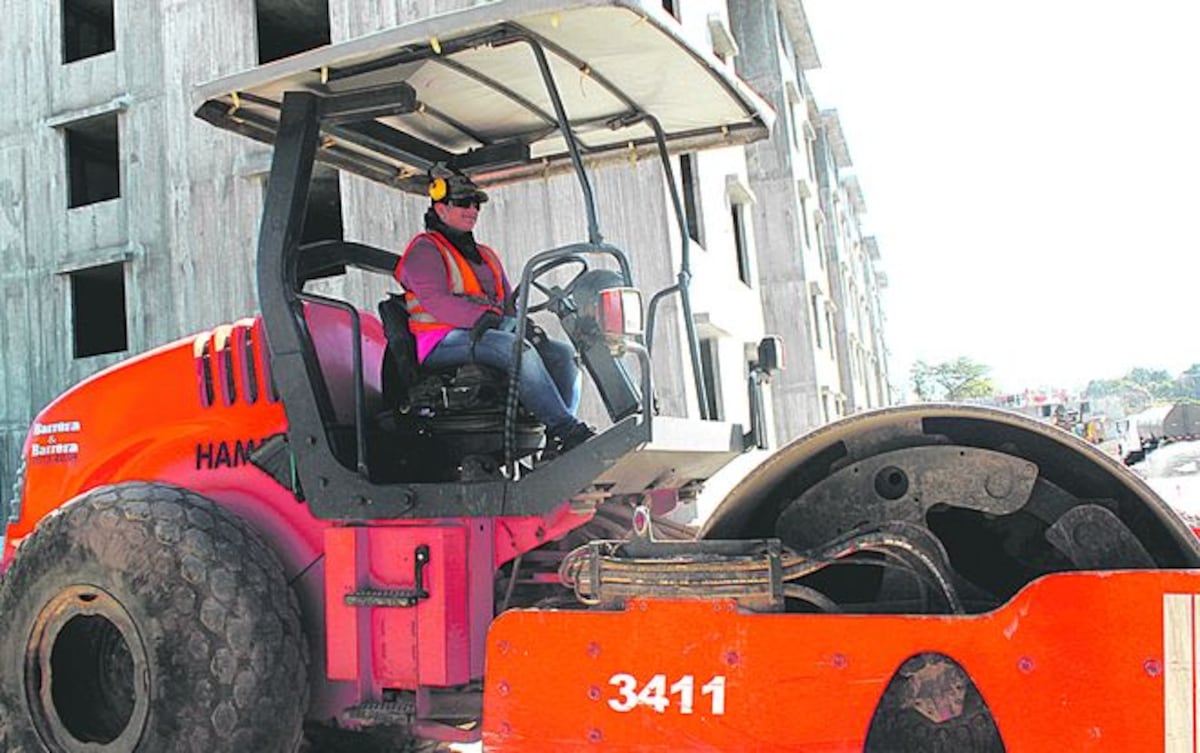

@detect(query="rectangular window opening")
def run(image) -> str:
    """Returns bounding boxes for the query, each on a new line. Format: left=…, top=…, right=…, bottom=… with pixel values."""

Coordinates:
left=825, top=310, right=835, bottom=359
left=699, top=338, right=723, bottom=421
left=732, top=203, right=751, bottom=285
left=65, top=113, right=120, bottom=208
left=63, top=0, right=115, bottom=63
left=799, top=196, right=810, bottom=248
left=805, top=134, right=817, bottom=182
left=301, top=168, right=345, bottom=245
left=815, top=221, right=826, bottom=269
left=71, top=262, right=128, bottom=358
left=811, top=295, right=823, bottom=349
left=788, top=103, right=800, bottom=151
left=256, top=0, right=331, bottom=64
left=680, top=154, right=703, bottom=245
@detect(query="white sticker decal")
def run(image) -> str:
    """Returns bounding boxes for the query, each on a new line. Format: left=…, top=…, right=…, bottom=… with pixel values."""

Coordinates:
left=33, top=421, right=82, bottom=435
left=30, top=420, right=84, bottom=464
left=1164, top=593, right=1198, bottom=752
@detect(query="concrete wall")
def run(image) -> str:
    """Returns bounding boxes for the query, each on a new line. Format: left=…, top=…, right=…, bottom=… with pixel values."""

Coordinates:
left=729, top=0, right=830, bottom=440
left=817, top=114, right=891, bottom=417
left=0, top=0, right=310, bottom=513
left=729, top=0, right=891, bottom=439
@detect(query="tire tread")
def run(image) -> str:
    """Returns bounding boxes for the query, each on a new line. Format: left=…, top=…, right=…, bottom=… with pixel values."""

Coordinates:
left=0, top=482, right=307, bottom=752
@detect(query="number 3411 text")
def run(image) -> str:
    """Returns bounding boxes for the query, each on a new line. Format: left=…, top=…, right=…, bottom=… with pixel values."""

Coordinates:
left=607, top=674, right=727, bottom=715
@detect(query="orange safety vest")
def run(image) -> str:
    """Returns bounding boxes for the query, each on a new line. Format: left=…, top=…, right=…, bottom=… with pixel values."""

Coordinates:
left=398, top=231, right=507, bottom=333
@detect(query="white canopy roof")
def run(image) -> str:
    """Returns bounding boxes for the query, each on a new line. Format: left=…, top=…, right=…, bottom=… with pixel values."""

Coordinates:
left=194, top=0, right=774, bottom=194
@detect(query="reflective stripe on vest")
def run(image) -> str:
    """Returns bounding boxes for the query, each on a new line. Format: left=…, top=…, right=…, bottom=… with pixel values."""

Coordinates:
left=400, top=232, right=505, bottom=333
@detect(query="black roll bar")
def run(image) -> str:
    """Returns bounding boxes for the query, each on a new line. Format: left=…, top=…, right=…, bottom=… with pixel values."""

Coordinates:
left=517, top=35, right=603, bottom=246
left=296, top=240, right=400, bottom=282
left=503, top=242, right=634, bottom=472
left=295, top=292, right=369, bottom=478
left=641, top=114, right=710, bottom=419
left=257, top=92, right=337, bottom=471
left=505, top=35, right=710, bottom=422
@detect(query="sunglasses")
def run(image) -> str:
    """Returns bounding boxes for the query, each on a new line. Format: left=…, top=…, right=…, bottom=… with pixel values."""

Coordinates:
left=446, top=197, right=481, bottom=209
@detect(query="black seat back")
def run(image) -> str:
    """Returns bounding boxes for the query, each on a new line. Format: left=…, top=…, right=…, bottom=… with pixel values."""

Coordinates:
left=379, top=293, right=421, bottom=408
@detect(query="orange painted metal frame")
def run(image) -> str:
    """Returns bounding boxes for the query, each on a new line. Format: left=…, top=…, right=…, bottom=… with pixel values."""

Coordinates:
left=3, top=312, right=593, bottom=724
left=4, top=318, right=301, bottom=568
left=484, top=570, right=1200, bottom=752
left=326, top=525, right=474, bottom=689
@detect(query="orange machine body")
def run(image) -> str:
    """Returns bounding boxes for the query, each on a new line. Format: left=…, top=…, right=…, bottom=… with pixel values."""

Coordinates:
left=485, top=571, right=1200, bottom=751
left=3, top=311, right=589, bottom=721
left=5, top=316, right=300, bottom=567
left=10, top=312, right=1200, bottom=749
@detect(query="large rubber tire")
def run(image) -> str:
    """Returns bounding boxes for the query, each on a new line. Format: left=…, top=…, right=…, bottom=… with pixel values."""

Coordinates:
left=863, top=656, right=1005, bottom=753
left=863, top=696, right=1005, bottom=753
left=0, top=482, right=307, bottom=752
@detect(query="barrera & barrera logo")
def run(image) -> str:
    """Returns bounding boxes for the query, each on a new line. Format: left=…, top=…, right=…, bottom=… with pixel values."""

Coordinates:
left=29, top=419, right=84, bottom=463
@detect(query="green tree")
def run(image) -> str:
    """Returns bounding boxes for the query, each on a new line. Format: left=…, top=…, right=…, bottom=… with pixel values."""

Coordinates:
left=1084, top=365, right=1200, bottom=410
left=1084, top=378, right=1124, bottom=399
left=1181, top=364, right=1200, bottom=400
left=1129, top=367, right=1172, bottom=386
left=910, top=357, right=997, bottom=402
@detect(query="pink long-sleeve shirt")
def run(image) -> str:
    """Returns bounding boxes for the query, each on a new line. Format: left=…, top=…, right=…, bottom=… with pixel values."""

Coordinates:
left=395, top=236, right=512, bottom=361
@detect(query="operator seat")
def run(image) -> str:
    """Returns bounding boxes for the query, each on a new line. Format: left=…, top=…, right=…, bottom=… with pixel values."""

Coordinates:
left=375, top=294, right=544, bottom=482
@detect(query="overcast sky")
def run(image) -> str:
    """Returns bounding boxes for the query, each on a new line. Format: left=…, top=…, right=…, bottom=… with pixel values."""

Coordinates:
left=799, top=1, right=1200, bottom=394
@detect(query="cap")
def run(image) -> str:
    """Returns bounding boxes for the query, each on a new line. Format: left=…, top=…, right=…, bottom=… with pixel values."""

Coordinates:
left=427, top=162, right=489, bottom=204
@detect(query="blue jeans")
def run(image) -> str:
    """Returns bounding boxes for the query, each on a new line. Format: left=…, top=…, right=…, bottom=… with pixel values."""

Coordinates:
left=423, top=328, right=581, bottom=432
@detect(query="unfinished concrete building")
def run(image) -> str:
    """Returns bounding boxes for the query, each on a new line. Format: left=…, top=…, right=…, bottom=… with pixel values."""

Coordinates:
left=729, top=0, right=891, bottom=441
left=0, top=0, right=891, bottom=513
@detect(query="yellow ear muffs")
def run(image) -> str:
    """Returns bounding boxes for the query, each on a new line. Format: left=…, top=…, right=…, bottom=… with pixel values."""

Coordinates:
left=429, top=177, right=448, bottom=201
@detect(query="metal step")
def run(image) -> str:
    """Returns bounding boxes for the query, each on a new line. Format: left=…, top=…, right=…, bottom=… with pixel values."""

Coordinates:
left=344, top=699, right=415, bottom=726
left=426, top=690, right=483, bottom=722
left=344, top=588, right=424, bottom=607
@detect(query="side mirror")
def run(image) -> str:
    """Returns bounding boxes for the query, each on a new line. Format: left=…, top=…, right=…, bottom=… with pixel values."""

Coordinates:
left=745, top=336, right=784, bottom=451
left=756, top=336, right=784, bottom=376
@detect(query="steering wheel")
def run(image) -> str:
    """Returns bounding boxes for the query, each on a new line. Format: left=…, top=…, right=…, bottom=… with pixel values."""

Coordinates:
left=518, top=256, right=589, bottom=315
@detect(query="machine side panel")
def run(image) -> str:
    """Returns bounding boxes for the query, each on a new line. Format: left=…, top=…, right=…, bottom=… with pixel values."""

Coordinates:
left=483, top=570, right=1200, bottom=752
left=326, top=524, right=475, bottom=690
